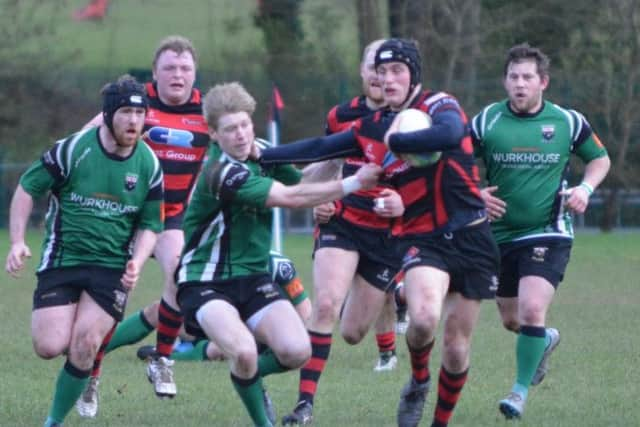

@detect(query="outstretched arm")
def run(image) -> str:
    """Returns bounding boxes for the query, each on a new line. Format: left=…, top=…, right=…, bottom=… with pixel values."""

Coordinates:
left=260, top=129, right=360, bottom=165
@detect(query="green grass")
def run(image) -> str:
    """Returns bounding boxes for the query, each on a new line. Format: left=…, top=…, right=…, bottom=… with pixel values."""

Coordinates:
left=1, top=231, right=639, bottom=426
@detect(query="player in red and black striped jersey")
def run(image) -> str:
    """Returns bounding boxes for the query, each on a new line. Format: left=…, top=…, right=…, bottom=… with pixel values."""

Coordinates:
left=76, top=37, right=208, bottom=414
left=260, top=39, right=500, bottom=427
left=280, top=40, right=406, bottom=426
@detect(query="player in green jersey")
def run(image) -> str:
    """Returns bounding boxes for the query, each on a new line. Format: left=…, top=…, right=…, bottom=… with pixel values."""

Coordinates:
left=4, top=75, right=163, bottom=427
left=470, top=43, right=611, bottom=420
left=175, top=82, right=381, bottom=427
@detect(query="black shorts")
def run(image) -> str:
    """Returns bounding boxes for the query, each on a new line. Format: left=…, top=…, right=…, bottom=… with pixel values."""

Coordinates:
left=164, top=210, right=185, bottom=230
left=496, top=238, right=572, bottom=298
left=34, top=266, right=128, bottom=321
left=398, top=220, right=500, bottom=300
left=314, top=218, right=401, bottom=292
left=177, top=273, right=285, bottom=339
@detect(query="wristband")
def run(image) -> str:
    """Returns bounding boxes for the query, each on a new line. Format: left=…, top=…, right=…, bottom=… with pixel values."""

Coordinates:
left=341, top=176, right=362, bottom=195
left=579, top=182, right=594, bottom=196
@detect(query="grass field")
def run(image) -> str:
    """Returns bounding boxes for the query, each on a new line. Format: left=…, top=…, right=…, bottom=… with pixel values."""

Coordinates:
left=0, top=231, right=639, bottom=426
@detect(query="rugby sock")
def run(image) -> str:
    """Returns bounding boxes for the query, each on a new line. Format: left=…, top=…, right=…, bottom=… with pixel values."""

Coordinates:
left=259, top=348, right=289, bottom=377
left=47, top=360, right=90, bottom=424
left=431, top=366, right=468, bottom=427
left=170, top=339, right=209, bottom=361
left=408, top=339, right=434, bottom=384
left=298, top=330, right=332, bottom=405
left=105, top=310, right=154, bottom=353
left=514, top=325, right=547, bottom=394
left=231, top=372, right=270, bottom=427
left=156, top=299, right=184, bottom=358
left=91, top=325, right=116, bottom=377
left=375, top=331, right=396, bottom=356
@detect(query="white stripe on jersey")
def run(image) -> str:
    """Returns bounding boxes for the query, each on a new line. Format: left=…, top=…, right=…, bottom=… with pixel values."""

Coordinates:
left=38, top=194, right=61, bottom=272
left=139, top=142, right=163, bottom=188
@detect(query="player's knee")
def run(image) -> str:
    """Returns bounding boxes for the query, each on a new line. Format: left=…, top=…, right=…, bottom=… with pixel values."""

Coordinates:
left=441, top=338, right=471, bottom=372
left=519, top=303, right=546, bottom=326
left=409, top=311, right=440, bottom=337
left=502, top=318, right=520, bottom=332
left=313, top=296, right=340, bottom=324
left=32, top=340, right=65, bottom=360
left=233, top=345, right=259, bottom=375
left=340, top=323, right=366, bottom=345
left=276, top=343, right=311, bottom=369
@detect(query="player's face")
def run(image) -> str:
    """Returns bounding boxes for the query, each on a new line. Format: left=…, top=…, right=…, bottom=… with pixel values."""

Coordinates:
left=377, top=61, right=411, bottom=110
left=153, top=50, right=196, bottom=106
left=361, top=48, right=383, bottom=104
left=213, top=111, right=255, bottom=161
left=112, top=106, right=146, bottom=148
left=504, top=59, right=549, bottom=114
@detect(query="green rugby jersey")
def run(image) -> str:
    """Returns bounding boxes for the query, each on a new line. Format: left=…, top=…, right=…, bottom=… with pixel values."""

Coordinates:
left=177, top=140, right=301, bottom=284
left=471, top=100, right=607, bottom=244
left=20, top=127, right=164, bottom=271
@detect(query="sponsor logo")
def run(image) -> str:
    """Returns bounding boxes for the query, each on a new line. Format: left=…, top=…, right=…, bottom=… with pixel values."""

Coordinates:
left=182, top=117, right=206, bottom=127
left=225, top=169, right=249, bottom=187
left=154, top=150, right=198, bottom=162
left=257, top=283, right=280, bottom=299
left=490, top=275, right=499, bottom=292
left=113, top=289, right=127, bottom=313
left=532, top=246, right=548, bottom=262
left=492, top=152, right=561, bottom=166
left=125, top=173, right=139, bottom=191
left=321, top=234, right=337, bottom=241
left=130, top=95, right=143, bottom=105
left=376, top=268, right=391, bottom=283
left=200, top=289, right=215, bottom=296
left=542, top=124, right=555, bottom=142
left=147, top=126, right=194, bottom=148
left=402, top=246, right=420, bottom=265
left=379, top=50, right=393, bottom=59
left=69, top=192, right=139, bottom=214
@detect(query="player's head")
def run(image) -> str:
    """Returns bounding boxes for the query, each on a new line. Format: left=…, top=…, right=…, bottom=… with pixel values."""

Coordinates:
left=375, top=38, right=422, bottom=109
left=503, top=43, right=550, bottom=114
left=203, top=82, right=256, bottom=161
left=101, top=74, right=147, bottom=147
left=152, top=35, right=197, bottom=106
left=360, top=39, right=386, bottom=106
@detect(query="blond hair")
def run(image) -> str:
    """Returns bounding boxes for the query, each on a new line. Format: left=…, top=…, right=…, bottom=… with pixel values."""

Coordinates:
left=202, top=82, right=256, bottom=129
left=362, top=39, right=385, bottom=64
left=152, top=35, right=197, bottom=67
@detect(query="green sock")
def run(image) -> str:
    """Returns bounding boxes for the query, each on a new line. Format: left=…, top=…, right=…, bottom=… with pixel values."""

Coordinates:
left=258, top=348, right=289, bottom=377
left=171, top=340, right=209, bottom=361
left=47, top=361, right=90, bottom=424
left=105, top=310, right=154, bottom=353
left=230, top=372, right=271, bottom=427
left=515, top=325, right=547, bottom=390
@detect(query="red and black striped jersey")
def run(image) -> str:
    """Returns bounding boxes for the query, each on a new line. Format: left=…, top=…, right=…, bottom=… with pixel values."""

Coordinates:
left=143, top=83, right=210, bottom=221
left=325, top=95, right=395, bottom=230
left=387, top=90, right=486, bottom=236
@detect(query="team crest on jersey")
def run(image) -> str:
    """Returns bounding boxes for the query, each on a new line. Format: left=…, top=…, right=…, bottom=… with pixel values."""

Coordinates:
left=278, top=262, right=294, bottom=282
left=531, top=246, right=548, bottom=262
left=541, top=125, right=555, bottom=142
left=125, top=173, right=139, bottom=191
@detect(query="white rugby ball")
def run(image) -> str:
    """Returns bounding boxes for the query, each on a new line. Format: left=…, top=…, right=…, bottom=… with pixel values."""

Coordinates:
left=394, top=108, right=441, bottom=167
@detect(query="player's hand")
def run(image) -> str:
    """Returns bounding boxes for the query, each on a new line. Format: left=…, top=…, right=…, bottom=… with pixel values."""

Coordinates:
left=355, top=163, right=383, bottom=189
left=5, top=242, right=31, bottom=278
left=121, top=259, right=141, bottom=290
left=481, top=186, right=506, bottom=221
left=559, top=186, right=590, bottom=214
left=373, top=188, right=405, bottom=217
left=313, top=202, right=336, bottom=224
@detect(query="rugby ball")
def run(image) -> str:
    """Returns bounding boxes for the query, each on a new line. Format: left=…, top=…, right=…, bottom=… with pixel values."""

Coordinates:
left=394, top=108, right=441, bottom=167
